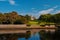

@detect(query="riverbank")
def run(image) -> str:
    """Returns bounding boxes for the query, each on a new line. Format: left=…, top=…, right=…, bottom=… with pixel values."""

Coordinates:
left=0, top=24, right=57, bottom=29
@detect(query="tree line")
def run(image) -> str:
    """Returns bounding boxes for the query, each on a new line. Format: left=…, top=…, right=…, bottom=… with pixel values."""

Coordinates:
left=0, top=11, right=31, bottom=24
left=38, top=13, right=60, bottom=25
left=0, top=11, right=60, bottom=25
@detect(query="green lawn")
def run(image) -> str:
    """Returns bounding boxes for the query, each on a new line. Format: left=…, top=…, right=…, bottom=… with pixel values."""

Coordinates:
left=27, top=21, right=55, bottom=25
left=27, top=21, right=38, bottom=25
left=39, top=22, right=55, bottom=25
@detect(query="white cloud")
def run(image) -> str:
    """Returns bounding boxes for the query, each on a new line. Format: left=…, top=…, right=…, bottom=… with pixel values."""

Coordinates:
left=39, top=6, right=58, bottom=15
left=57, top=11, right=60, bottom=13
left=0, top=0, right=16, bottom=5
left=39, top=8, right=54, bottom=14
left=55, top=10, right=60, bottom=14
left=9, top=0, right=15, bottom=5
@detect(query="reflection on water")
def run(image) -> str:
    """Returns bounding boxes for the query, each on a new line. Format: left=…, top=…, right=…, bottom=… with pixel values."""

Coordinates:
left=18, top=29, right=60, bottom=40
left=0, top=29, right=60, bottom=40
left=18, top=30, right=40, bottom=40
left=18, top=29, right=55, bottom=40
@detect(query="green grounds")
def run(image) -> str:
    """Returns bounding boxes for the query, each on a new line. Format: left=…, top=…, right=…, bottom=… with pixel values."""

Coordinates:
left=27, top=21, right=38, bottom=25
left=27, top=21, right=55, bottom=26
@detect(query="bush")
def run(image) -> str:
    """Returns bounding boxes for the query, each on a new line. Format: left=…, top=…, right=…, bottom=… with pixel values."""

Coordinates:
left=26, top=24, right=31, bottom=27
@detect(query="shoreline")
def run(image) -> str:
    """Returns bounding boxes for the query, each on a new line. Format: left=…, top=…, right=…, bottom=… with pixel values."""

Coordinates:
left=0, top=24, right=57, bottom=29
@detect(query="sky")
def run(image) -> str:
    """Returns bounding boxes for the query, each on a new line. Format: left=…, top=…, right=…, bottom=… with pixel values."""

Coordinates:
left=0, top=0, right=60, bottom=18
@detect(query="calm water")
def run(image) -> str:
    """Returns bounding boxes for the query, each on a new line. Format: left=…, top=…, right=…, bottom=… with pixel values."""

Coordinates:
left=0, top=29, right=60, bottom=40
left=18, top=29, right=60, bottom=40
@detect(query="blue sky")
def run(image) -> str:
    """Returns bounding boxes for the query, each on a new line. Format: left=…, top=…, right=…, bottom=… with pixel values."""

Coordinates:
left=0, top=0, right=60, bottom=18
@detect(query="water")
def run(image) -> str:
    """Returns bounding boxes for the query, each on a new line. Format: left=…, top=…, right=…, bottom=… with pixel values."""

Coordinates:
left=17, top=29, right=60, bottom=40
left=0, top=29, right=60, bottom=40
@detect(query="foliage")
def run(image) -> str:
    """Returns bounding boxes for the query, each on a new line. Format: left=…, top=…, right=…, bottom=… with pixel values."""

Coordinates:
left=53, top=13, right=60, bottom=24
left=0, top=11, right=29, bottom=24
left=25, top=14, right=31, bottom=23
left=38, top=13, right=60, bottom=25
left=0, top=11, right=60, bottom=25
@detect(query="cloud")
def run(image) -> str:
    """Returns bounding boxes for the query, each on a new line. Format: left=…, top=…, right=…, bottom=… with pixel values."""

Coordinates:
left=57, top=11, right=60, bottom=13
left=55, top=10, right=60, bottom=14
left=39, top=6, right=58, bottom=15
left=0, top=0, right=16, bottom=5
left=39, top=8, right=54, bottom=14
left=9, top=0, right=15, bottom=5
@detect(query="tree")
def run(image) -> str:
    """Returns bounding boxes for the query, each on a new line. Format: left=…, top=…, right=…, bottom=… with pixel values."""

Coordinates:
left=14, top=15, right=27, bottom=24
left=53, top=13, right=60, bottom=24
left=38, top=14, right=52, bottom=22
left=0, top=13, right=5, bottom=24
left=25, top=14, right=31, bottom=22
left=0, top=11, right=29, bottom=24
left=8, top=11, right=19, bottom=24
